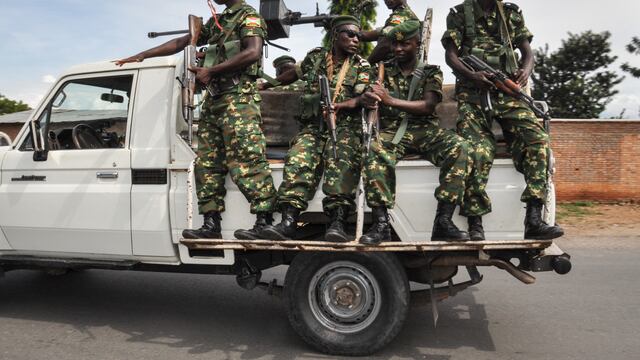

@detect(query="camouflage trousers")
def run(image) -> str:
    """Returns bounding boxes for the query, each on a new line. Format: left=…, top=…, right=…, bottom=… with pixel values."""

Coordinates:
left=195, top=92, right=276, bottom=214
left=457, top=96, right=550, bottom=217
left=365, top=121, right=471, bottom=208
left=277, top=123, right=362, bottom=213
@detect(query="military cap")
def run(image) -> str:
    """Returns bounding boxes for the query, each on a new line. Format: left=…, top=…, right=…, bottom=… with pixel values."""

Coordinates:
left=272, top=55, right=296, bottom=68
left=331, top=15, right=361, bottom=30
left=386, top=20, right=421, bottom=41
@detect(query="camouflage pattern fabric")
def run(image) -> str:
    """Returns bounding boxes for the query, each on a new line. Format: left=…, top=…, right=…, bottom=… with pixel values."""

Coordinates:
left=194, top=1, right=276, bottom=214
left=365, top=62, right=470, bottom=208
left=381, top=5, right=420, bottom=37
left=442, top=0, right=533, bottom=101
left=268, top=80, right=307, bottom=92
left=441, top=1, right=549, bottom=216
left=276, top=48, right=371, bottom=212
left=457, top=97, right=549, bottom=216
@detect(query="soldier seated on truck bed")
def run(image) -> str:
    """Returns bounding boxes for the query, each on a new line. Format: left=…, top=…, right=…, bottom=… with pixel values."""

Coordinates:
left=359, top=20, right=473, bottom=245
left=116, top=0, right=279, bottom=241
left=262, top=55, right=306, bottom=92
left=442, top=0, right=564, bottom=241
left=259, top=16, right=374, bottom=243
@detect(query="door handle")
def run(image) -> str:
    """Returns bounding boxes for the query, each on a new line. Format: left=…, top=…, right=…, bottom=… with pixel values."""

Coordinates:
left=11, top=175, right=46, bottom=182
left=97, top=171, right=119, bottom=179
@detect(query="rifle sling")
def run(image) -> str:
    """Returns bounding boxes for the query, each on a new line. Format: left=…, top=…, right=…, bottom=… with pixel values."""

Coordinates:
left=392, top=62, right=425, bottom=145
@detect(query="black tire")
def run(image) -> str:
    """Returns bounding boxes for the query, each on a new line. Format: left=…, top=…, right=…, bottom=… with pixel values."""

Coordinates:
left=284, top=252, right=410, bottom=356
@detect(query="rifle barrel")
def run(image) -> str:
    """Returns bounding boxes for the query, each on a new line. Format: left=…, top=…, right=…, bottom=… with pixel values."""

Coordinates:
left=148, top=30, right=189, bottom=39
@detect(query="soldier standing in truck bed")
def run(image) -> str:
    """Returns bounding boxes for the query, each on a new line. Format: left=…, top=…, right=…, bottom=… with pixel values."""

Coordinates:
left=360, top=0, right=419, bottom=63
left=115, top=0, right=277, bottom=241
left=359, top=20, right=472, bottom=245
left=259, top=16, right=373, bottom=243
left=442, top=0, right=564, bottom=240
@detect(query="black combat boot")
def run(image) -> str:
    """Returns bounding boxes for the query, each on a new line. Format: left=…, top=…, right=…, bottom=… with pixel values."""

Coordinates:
left=182, top=212, right=222, bottom=239
left=431, top=202, right=470, bottom=242
left=260, top=206, right=301, bottom=240
left=234, top=213, right=274, bottom=240
left=468, top=216, right=486, bottom=241
left=524, top=200, right=564, bottom=240
left=359, top=207, right=391, bottom=246
left=325, top=206, right=350, bottom=243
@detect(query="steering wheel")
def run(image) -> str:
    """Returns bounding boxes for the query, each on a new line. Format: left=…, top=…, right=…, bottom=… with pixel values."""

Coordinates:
left=72, top=124, right=106, bottom=149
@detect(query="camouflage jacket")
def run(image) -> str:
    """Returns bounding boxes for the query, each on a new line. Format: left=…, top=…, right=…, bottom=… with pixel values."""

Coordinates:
left=442, top=1, right=532, bottom=98
left=198, top=1, right=266, bottom=94
left=378, top=61, right=444, bottom=129
left=298, top=47, right=372, bottom=127
left=267, top=80, right=307, bottom=92
left=381, top=5, right=420, bottom=37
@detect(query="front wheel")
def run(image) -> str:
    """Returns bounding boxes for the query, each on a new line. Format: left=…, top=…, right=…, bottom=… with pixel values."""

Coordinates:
left=284, top=252, right=410, bottom=356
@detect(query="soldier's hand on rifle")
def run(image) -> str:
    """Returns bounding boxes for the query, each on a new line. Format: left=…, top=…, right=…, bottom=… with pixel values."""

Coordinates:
left=514, top=67, right=532, bottom=88
left=113, top=54, right=145, bottom=67
left=371, top=83, right=392, bottom=106
left=361, top=91, right=381, bottom=110
left=469, top=71, right=495, bottom=90
left=189, top=66, right=215, bottom=85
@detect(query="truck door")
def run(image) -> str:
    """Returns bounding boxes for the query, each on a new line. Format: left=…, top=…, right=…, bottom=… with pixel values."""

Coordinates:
left=0, top=72, right=136, bottom=255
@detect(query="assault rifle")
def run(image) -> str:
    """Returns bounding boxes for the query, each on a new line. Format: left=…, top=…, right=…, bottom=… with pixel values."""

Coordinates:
left=459, top=55, right=550, bottom=122
left=318, top=75, right=338, bottom=159
left=182, top=15, right=203, bottom=144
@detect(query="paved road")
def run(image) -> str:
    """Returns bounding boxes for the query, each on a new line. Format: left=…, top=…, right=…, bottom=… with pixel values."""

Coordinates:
left=1, top=238, right=638, bottom=360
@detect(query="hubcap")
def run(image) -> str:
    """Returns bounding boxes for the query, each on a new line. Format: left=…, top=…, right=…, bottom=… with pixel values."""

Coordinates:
left=308, top=261, right=381, bottom=334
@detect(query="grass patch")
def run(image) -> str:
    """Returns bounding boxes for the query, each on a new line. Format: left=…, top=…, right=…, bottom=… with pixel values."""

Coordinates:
left=556, top=201, right=599, bottom=221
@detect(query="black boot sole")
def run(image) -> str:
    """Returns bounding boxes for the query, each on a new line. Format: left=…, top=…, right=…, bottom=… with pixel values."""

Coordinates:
left=260, top=226, right=294, bottom=241
left=524, top=230, right=565, bottom=241
left=325, top=231, right=351, bottom=243
left=182, top=230, right=222, bottom=239
left=469, top=232, right=485, bottom=242
left=234, top=230, right=261, bottom=241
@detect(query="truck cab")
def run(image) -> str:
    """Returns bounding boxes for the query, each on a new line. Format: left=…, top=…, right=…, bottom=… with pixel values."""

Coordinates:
left=0, top=57, right=570, bottom=356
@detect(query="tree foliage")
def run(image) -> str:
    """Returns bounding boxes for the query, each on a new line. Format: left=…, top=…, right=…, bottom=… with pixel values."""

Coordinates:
left=621, top=37, right=640, bottom=78
left=325, top=0, right=377, bottom=56
left=532, top=31, right=624, bottom=119
left=0, top=94, right=30, bottom=116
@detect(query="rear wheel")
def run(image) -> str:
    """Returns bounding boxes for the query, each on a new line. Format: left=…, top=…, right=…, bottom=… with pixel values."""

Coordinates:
left=284, top=252, right=409, bottom=356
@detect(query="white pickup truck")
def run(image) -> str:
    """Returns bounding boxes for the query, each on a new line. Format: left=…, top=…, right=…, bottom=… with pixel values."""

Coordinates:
left=0, top=57, right=571, bottom=356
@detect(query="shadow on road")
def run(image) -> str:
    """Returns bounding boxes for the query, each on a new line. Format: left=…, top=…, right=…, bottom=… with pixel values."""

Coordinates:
left=0, top=269, right=496, bottom=359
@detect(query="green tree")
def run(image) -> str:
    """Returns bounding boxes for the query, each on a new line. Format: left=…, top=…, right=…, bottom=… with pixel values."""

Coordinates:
left=325, top=0, right=377, bottom=56
left=621, top=37, right=640, bottom=78
left=0, top=94, right=30, bottom=116
left=532, top=31, right=624, bottom=119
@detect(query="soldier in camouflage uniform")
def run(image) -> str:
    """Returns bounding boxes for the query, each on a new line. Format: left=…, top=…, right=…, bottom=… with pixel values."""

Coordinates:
left=266, top=55, right=306, bottom=92
left=359, top=21, right=472, bottom=245
left=442, top=0, right=563, bottom=240
left=116, top=0, right=277, bottom=240
left=361, top=0, right=419, bottom=63
left=259, top=16, right=373, bottom=242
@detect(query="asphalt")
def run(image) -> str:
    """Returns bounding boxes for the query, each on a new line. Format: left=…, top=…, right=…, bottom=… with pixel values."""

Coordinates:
left=0, top=238, right=638, bottom=360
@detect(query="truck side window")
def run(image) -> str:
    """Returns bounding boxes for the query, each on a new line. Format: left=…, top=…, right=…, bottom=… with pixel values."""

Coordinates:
left=22, top=75, right=133, bottom=151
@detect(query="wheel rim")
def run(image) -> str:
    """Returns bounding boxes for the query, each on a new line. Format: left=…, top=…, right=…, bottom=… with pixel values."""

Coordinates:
left=308, top=261, right=382, bottom=334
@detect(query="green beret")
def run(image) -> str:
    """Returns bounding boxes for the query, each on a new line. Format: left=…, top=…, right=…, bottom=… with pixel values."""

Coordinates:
left=386, top=20, right=421, bottom=41
left=331, top=15, right=360, bottom=30
left=272, top=55, right=296, bottom=68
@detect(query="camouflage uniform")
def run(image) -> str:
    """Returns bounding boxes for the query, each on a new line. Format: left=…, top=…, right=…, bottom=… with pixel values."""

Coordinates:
left=380, top=4, right=420, bottom=37
left=365, top=63, right=470, bottom=208
left=268, top=80, right=307, bottom=92
left=277, top=47, right=371, bottom=213
left=195, top=1, right=276, bottom=214
left=442, top=0, right=549, bottom=216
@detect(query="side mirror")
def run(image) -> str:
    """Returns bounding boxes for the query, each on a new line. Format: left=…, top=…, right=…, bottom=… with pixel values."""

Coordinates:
left=30, top=119, right=48, bottom=161
left=101, top=93, right=124, bottom=104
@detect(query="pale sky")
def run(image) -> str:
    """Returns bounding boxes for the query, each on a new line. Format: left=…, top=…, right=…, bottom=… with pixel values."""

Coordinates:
left=0, top=0, right=638, bottom=118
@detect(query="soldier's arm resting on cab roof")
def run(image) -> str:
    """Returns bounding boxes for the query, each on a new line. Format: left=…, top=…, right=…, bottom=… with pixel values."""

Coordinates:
left=260, top=68, right=299, bottom=91
left=114, top=35, right=191, bottom=66
left=190, top=36, right=263, bottom=85
left=367, top=82, right=438, bottom=116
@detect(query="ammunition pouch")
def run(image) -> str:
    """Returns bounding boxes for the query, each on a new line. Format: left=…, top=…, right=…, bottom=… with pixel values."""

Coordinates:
left=299, top=93, right=321, bottom=123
